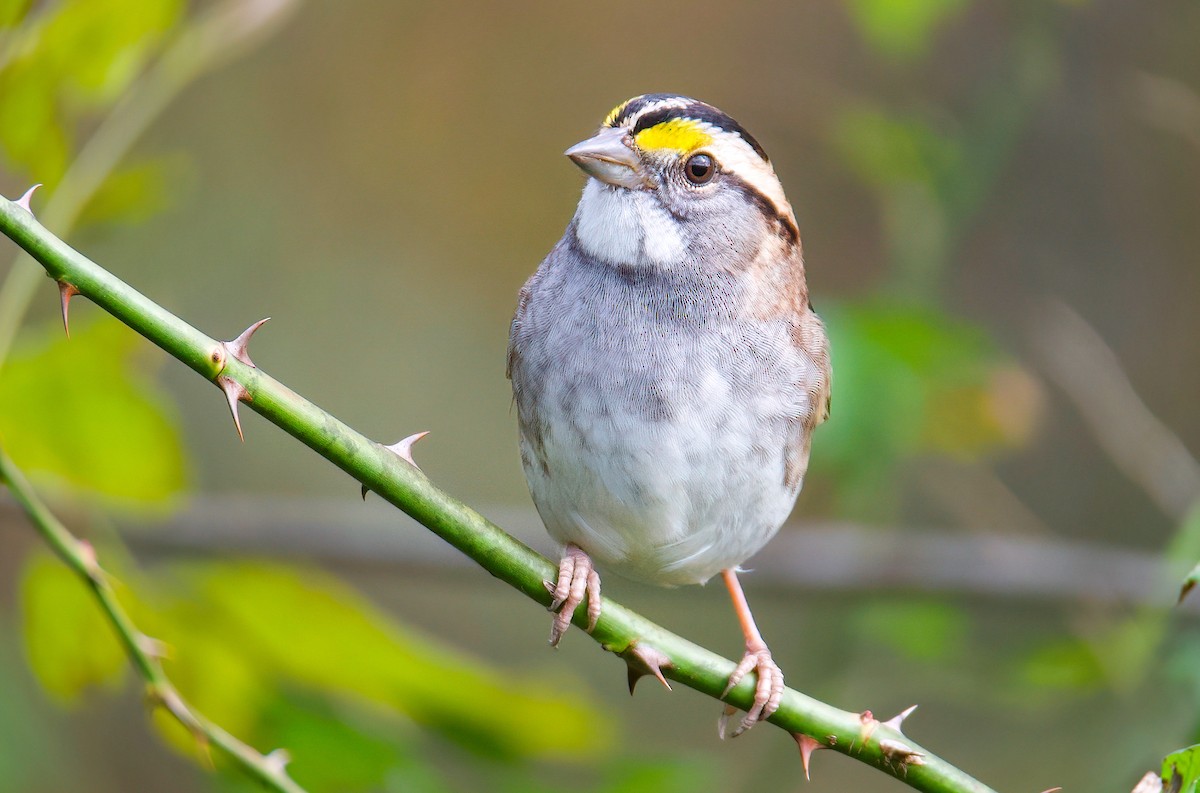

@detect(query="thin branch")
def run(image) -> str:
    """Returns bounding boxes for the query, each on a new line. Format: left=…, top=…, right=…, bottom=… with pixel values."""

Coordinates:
left=56, top=496, right=1193, bottom=611
left=0, top=194, right=1000, bottom=793
left=0, top=447, right=305, bottom=793
left=1029, top=299, right=1200, bottom=521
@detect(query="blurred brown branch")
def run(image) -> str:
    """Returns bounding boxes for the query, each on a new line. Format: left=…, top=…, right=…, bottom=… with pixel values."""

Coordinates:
left=34, top=496, right=1187, bottom=612
left=1030, top=300, right=1200, bottom=522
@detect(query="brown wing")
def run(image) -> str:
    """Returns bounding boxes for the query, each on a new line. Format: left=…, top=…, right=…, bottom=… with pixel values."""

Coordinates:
left=784, top=308, right=832, bottom=490
left=506, top=283, right=532, bottom=381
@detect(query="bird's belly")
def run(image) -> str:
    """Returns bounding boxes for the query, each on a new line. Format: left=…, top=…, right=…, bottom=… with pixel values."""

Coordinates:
left=521, top=360, right=799, bottom=587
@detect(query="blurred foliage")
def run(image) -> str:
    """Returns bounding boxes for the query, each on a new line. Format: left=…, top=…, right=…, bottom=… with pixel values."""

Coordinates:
left=0, top=628, right=70, bottom=791
left=813, top=302, right=1033, bottom=517
left=0, top=317, right=188, bottom=509
left=810, top=1, right=1058, bottom=518
left=846, top=0, right=968, bottom=60
left=20, top=552, right=127, bottom=701
left=0, top=0, right=181, bottom=188
left=0, top=0, right=1197, bottom=790
left=851, top=599, right=968, bottom=664
left=1183, top=564, right=1199, bottom=606
left=21, top=551, right=615, bottom=791
left=0, top=3, right=623, bottom=791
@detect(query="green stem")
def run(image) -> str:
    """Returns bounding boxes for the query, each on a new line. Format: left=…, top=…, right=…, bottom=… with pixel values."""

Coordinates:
left=0, top=194, right=999, bottom=793
left=0, top=447, right=306, bottom=793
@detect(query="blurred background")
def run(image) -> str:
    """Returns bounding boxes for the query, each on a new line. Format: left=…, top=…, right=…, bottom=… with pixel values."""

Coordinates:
left=1, top=0, right=1199, bottom=790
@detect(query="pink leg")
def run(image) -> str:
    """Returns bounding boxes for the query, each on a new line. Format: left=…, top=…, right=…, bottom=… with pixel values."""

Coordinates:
left=545, top=543, right=601, bottom=646
left=718, top=568, right=785, bottom=738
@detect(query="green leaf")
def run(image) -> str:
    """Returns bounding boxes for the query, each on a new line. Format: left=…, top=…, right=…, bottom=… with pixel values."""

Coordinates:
left=1163, top=745, right=1200, bottom=793
left=1182, top=562, right=1200, bottom=605
left=0, top=317, right=189, bottom=510
left=176, top=561, right=611, bottom=761
left=846, top=0, right=970, bottom=60
left=19, top=552, right=126, bottom=702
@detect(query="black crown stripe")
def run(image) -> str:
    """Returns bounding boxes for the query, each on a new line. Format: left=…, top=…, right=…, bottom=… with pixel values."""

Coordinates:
left=609, top=95, right=770, bottom=162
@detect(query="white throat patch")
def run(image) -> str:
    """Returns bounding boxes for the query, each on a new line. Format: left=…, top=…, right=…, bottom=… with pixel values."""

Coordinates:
left=573, top=179, right=686, bottom=266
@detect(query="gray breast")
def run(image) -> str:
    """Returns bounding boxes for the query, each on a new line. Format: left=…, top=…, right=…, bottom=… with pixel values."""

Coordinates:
left=509, top=230, right=811, bottom=584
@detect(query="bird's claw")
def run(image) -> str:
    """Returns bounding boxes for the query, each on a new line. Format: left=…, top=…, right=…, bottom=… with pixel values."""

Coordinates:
left=718, top=647, right=784, bottom=738
left=545, top=544, right=600, bottom=646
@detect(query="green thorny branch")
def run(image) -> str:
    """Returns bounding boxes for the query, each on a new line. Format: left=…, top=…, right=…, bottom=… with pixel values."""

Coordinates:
left=0, top=190, right=1001, bottom=793
left=0, top=446, right=306, bottom=793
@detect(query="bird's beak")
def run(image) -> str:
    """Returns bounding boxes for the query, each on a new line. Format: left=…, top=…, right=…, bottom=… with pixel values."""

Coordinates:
left=565, top=127, right=645, bottom=189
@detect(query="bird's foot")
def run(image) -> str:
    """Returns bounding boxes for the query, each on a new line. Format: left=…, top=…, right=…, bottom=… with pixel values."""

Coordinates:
left=544, top=543, right=600, bottom=647
left=718, top=643, right=784, bottom=738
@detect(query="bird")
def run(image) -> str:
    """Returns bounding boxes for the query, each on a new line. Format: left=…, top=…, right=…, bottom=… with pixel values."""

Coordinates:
left=507, top=94, right=831, bottom=736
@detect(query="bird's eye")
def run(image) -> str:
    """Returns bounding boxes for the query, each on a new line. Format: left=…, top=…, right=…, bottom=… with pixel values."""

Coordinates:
left=684, top=153, right=715, bottom=185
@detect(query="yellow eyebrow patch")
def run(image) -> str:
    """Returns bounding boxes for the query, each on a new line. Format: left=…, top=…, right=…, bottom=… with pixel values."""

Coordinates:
left=634, top=119, right=713, bottom=154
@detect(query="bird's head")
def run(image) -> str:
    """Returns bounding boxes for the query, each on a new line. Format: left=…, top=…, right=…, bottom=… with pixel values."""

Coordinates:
left=565, top=94, right=799, bottom=267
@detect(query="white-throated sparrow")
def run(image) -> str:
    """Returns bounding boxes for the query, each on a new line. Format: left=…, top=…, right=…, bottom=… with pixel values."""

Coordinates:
left=508, top=94, right=831, bottom=735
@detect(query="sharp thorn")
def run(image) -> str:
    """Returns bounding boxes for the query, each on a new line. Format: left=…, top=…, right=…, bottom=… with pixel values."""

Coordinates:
left=217, top=375, right=250, bottom=441
left=1181, top=579, right=1196, bottom=605
left=1130, top=774, right=1161, bottom=793
left=883, top=704, right=918, bottom=733
left=621, top=641, right=673, bottom=695
left=794, top=734, right=825, bottom=780
left=360, top=483, right=369, bottom=500
left=1039, top=788, right=1064, bottom=793
left=15, top=183, right=41, bottom=213
left=222, top=317, right=270, bottom=368
left=58, top=281, right=79, bottom=339
left=383, top=431, right=430, bottom=469
left=264, top=749, right=291, bottom=776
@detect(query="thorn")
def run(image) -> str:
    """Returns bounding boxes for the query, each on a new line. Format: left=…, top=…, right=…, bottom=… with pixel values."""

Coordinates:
left=137, top=634, right=172, bottom=660
left=1130, top=773, right=1161, bottom=793
left=58, top=281, right=79, bottom=339
left=882, top=704, right=918, bottom=733
left=620, top=641, right=672, bottom=694
left=15, top=183, right=41, bottom=213
left=794, top=734, right=825, bottom=780
left=364, top=430, right=430, bottom=497
left=221, top=318, right=270, bottom=368
left=879, top=738, right=925, bottom=776
left=383, top=431, right=430, bottom=469
left=1039, top=788, right=1064, bottom=793
left=77, top=540, right=104, bottom=584
left=1181, top=579, right=1196, bottom=605
left=217, top=375, right=251, bottom=441
left=263, top=749, right=291, bottom=776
